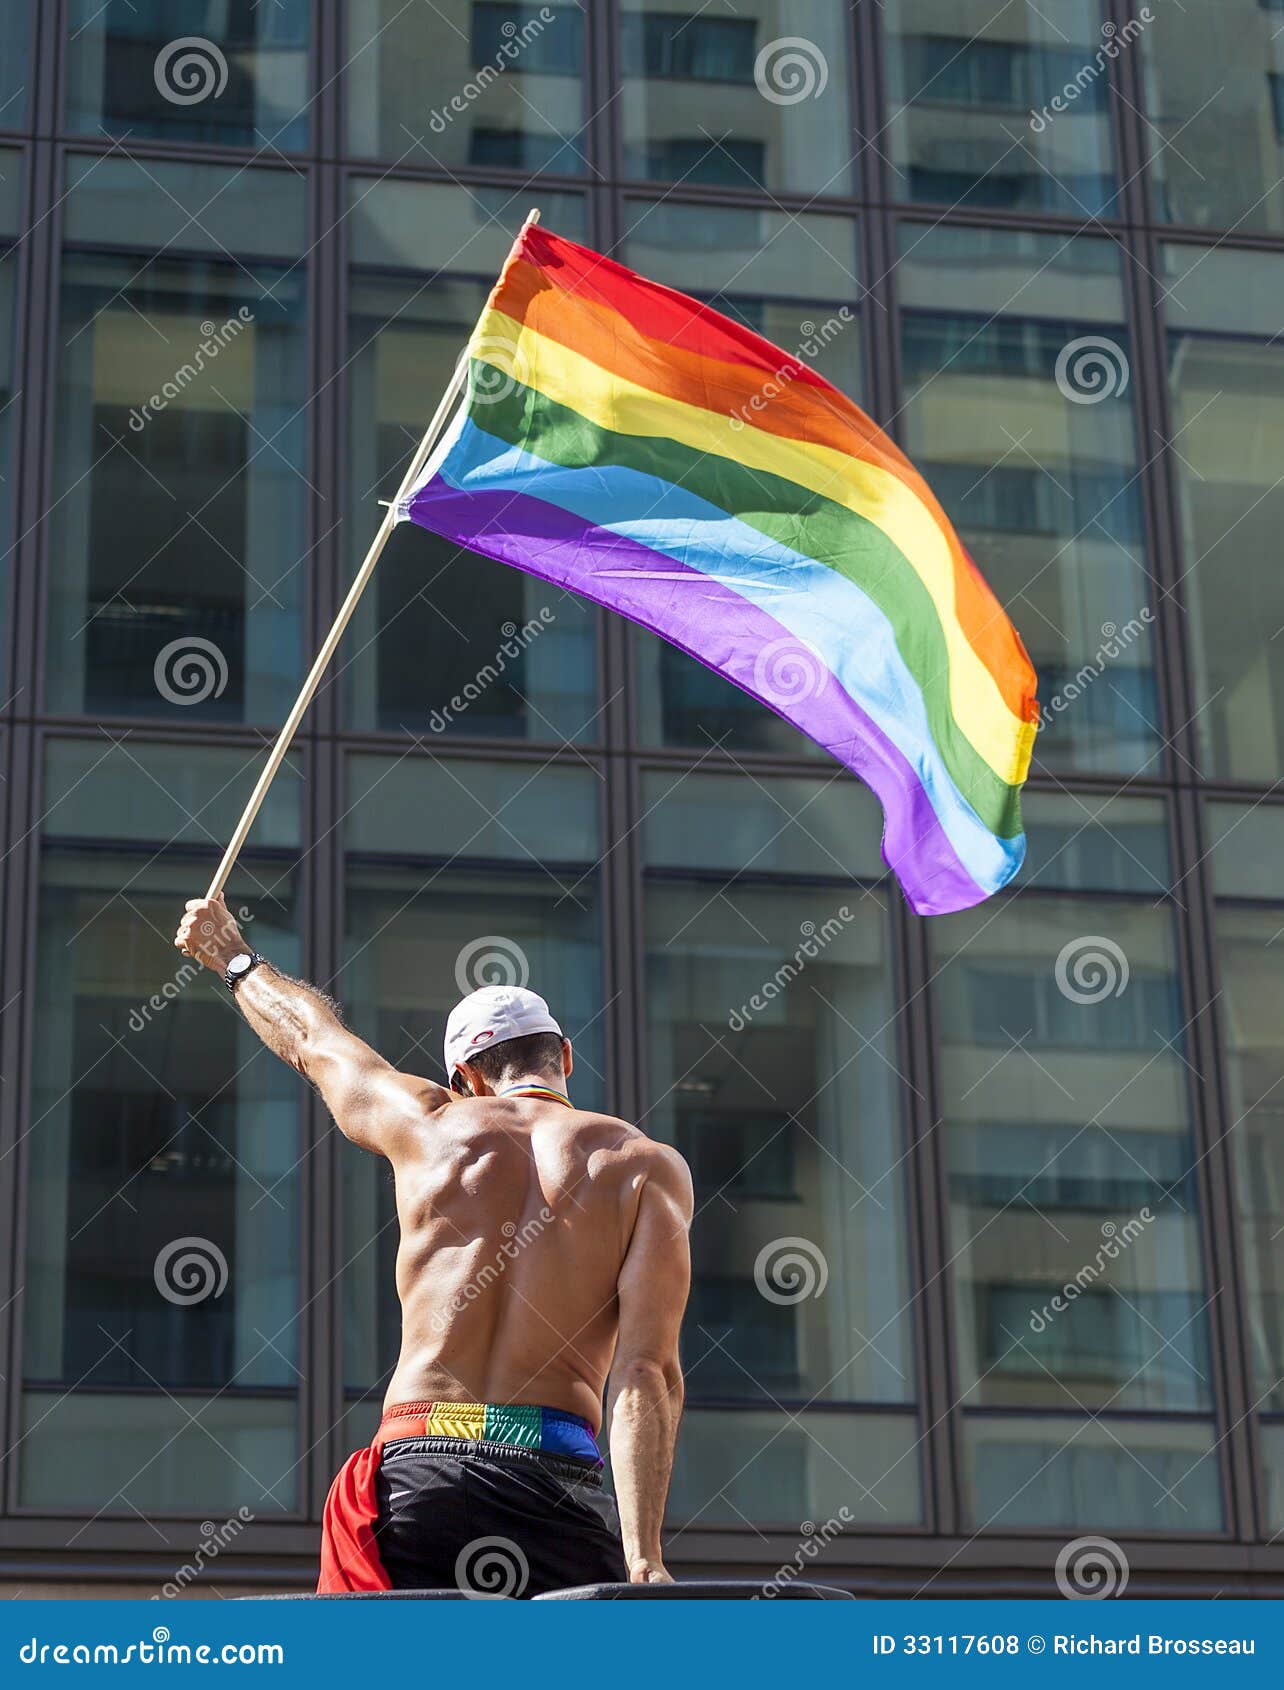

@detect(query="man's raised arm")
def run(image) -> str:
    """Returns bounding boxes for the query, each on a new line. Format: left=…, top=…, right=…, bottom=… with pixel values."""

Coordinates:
left=606, top=1143, right=693, bottom=1585
left=174, top=894, right=449, bottom=1155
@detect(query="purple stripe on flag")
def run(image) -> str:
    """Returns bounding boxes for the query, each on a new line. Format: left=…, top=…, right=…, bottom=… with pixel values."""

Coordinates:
left=406, top=478, right=987, bottom=914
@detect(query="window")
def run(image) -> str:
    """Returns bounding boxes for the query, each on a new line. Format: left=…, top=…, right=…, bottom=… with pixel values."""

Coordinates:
left=884, top=0, right=1120, bottom=215
left=0, top=147, right=19, bottom=690
left=64, top=0, right=310, bottom=148
left=344, top=181, right=596, bottom=742
left=964, top=1417, right=1222, bottom=1530
left=898, top=224, right=1157, bottom=777
left=619, top=12, right=757, bottom=83
left=933, top=793, right=1221, bottom=1522
left=1163, top=245, right=1284, bottom=782
left=622, top=137, right=767, bottom=188
left=0, top=2, right=28, bottom=129
left=620, top=0, right=856, bottom=195
left=1141, top=0, right=1284, bottom=231
left=20, top=741, right=304, bottom=1513
left=47, top=158, right=308, bottom=724
left=1208, top=804, right=1284, bottom=1453
left=643, top=770, right=920, bottom=1526
left=472, top=2, right=584, bottom=75
left=347, top=0, right=587, bottom=173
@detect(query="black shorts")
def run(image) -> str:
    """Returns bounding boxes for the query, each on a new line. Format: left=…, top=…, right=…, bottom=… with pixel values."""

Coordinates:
left=374, top=1436, right=628, bottom=1598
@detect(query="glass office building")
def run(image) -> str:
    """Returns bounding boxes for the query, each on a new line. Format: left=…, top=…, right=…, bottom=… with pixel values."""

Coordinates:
left=0, top=0, right=1280, bottom=1595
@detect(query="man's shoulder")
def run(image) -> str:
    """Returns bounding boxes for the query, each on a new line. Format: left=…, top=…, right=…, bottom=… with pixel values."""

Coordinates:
left=571, top=1116, right=692, bottom=1206
left=567, top=1113, right=689, bottom=1174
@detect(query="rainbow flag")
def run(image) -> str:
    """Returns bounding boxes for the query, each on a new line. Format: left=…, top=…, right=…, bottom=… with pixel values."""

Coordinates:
left=399, top=225, right=1038, bottom=914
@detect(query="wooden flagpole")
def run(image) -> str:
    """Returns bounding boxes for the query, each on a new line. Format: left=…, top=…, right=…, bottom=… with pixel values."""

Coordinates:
left=203, top=208, right=542, bottom=900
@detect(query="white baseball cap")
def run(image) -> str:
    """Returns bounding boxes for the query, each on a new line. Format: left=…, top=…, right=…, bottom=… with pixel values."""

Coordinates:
left=443, top=985, right=563, bottom=1081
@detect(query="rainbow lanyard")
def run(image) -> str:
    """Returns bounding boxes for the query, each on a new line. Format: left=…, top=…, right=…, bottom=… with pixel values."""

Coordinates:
left=497, top=1083, right=573, bottom=1109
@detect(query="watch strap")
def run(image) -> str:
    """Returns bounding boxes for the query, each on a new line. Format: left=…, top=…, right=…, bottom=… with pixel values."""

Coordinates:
left=225, top=951, right=267, bottom=993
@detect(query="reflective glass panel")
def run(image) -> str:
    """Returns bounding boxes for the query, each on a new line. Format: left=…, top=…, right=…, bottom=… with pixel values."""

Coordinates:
left=347, top=0, right=587, bottom=172
left=670, top=1409, right=921, bottom=1528
left=621, top=0, right=856, bottom=195
left=964, top=1415, right=1222, bottom=1530
left=884, top=0, right=1120, bottom=215
left=1210, top=804, right=1284, bottom=1415
left=0, top=3, right=27, bottom=129
left=65, top=0, right=310, bottom=148
left=1141, top=0, right=1284, bottom=232
left=346, top=182, right=596, bottom=741
left=899, top=224, right=1156, bottom=775
left=932, top=885, right=1214, bottom=1418
left=48, top=162, right=308, bottom=722
left=1163, top=245, right=1284, bottom=782
left=20, top=742, right=303, bottom=1513
left=644, top=774, right=914, bottom=1439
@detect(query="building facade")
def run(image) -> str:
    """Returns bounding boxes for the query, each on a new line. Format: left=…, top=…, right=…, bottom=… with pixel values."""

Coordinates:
left=0, top=0, right=1281, bottom=1596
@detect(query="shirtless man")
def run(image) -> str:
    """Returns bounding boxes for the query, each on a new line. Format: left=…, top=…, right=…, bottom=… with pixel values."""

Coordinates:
left=173, top=894, right=693, bottom=1597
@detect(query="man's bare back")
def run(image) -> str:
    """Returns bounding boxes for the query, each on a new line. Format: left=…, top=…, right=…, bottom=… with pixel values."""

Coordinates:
left=386, top=1095, right=657, bottom=1430
left=174, top=894, right=693, bottom=1591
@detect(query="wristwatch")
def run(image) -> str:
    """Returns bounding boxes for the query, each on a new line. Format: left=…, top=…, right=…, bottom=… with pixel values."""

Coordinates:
left=225, top=951, right=266, bottom=993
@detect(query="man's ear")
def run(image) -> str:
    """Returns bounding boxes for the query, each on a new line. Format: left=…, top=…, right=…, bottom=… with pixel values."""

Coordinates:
left=561, top=1038, right=574, bottom=1080
left=455, top=1061, right=491, bottom=1098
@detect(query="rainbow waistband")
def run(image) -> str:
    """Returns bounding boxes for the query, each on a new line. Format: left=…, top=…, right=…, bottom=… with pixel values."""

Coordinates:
left=377, top=1400, right=602, bottom=1465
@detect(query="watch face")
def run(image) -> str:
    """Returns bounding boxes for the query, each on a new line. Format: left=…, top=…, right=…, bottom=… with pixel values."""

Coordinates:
left=227, top=953, right=254, bottom=977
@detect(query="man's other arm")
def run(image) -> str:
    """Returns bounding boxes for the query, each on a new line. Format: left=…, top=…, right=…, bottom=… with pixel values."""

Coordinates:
left=607, top=1143, right=693, bottom=1585
left=174, top=895, right=449, bottom=1155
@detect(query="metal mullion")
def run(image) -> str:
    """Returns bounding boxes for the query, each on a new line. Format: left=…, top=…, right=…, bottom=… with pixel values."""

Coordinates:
left=855, top=0, right=891, bottom=214
left=312, top=0, right=342, bottom=167
left=582, top=0, right=613, bottom=194
left=1165, top=787, right=1256, bottom=1541
left=303, top=731, right=342, bottom=1521
left=1178, top=793, right=1263, bottom=1539
left=862, top=51, right=961, bottom=1529
left=0, top=114, right=58, bottom=1513
left=35, top=0, right=65, bottom=143
left=0, top=718, right=33, bottom=1517
left=2, top=723, right=50, bottom=1515
left=1102, top=0, right=1151, bottom=231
